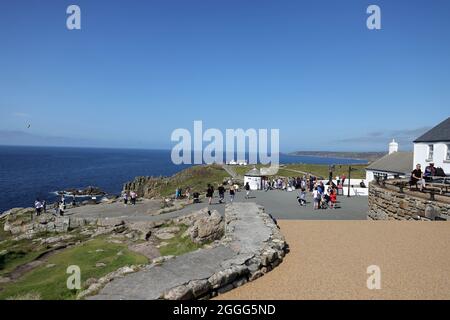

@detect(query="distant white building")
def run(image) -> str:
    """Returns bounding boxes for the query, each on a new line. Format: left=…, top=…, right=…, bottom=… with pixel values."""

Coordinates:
left=366, top=140, right=413, bottom=182
left=413, top=117, right=450, bottom=174
left=228, top=160, right=248, bottom=166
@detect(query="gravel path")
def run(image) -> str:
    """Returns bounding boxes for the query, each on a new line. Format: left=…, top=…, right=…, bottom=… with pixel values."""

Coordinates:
left=217, top=220, right=450, bottom=300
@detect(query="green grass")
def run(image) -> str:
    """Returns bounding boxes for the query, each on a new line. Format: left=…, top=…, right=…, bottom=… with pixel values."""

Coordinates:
left=158, top=164, right=229, bottom=197
left=0, top=238, right=148, bottom=300
left=158, top=225, right=204, bottom=257
left=0, top=238, right=48, bottom=277
left=0, top=218, right=11, bottom=241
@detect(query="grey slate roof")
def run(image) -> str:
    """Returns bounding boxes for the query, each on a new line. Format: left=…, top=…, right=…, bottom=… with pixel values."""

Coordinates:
left=245, top=167, right=262, bottom=177
left=414, top=117, right=450, bottom=143
left=366, top=152, right=413, bottom=175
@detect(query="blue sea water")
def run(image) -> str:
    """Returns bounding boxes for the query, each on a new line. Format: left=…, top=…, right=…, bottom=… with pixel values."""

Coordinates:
left=0, top=146, right=366, bottom=212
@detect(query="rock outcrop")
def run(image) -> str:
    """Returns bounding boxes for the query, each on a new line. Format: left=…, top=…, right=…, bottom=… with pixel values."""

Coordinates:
left=186, top=210, right=224, bottom=244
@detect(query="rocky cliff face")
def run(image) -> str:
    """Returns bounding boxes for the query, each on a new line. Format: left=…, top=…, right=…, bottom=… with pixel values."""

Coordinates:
left=123, top=176, right=167, bottom=198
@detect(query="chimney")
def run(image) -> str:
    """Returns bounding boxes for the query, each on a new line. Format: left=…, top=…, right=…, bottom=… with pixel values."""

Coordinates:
left=389, top=139, right=398, bottom=154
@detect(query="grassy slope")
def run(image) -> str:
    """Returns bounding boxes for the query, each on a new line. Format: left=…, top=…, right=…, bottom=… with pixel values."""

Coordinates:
left=0, top=238, right=148, bottom=300
left=157, top=164, right=230, bottom=197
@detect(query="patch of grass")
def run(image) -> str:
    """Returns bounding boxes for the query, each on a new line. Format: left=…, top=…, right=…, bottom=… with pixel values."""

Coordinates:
left=0, top=218, right=10, bottom=241
left=0, top=238, right=148, bottom=300
left=0, top=239, right=47, bottom=277
left=158, top=225, right=204, bottom=257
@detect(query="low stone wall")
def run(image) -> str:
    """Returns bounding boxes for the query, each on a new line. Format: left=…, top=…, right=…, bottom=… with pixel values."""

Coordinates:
left=162, top=203, right=288, bottom=300
left=368, top=183, right=450, bottom=220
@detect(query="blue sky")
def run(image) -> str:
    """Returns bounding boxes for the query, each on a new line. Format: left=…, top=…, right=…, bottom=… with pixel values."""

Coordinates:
left=0, top=0, right=449, bottom=152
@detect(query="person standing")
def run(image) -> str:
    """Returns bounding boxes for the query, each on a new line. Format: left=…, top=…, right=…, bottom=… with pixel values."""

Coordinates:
left=312, top=187, right=320, bottom=210
left=244, top=182, right=251, bottom=199
left=218, top=184, right=225, bottom=204
left=34, top=199, right=43, bottom=216
left=130, top=191, right=137, bottom=205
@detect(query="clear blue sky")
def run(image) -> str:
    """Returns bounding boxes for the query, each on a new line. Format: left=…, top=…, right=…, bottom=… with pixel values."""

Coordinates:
left=0, top=0, right=449, bottom=152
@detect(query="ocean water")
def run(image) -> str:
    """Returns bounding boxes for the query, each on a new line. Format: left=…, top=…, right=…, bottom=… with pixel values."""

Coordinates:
left=0, top=146, right=366, bottom=212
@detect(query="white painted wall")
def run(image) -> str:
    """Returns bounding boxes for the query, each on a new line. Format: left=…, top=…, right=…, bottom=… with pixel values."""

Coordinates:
left=366, top=170, right=374, bottom=182
left=244, top=176, right=261, bottom=190
left=318, top=179, right=369, bottom=196
left=414, top=142, right=450, bottom=174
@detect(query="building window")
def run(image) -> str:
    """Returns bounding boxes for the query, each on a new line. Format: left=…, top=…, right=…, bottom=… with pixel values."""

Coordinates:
left=446, top=144, right=450, bottom=161
left=427, top=144, right=434, bottom=161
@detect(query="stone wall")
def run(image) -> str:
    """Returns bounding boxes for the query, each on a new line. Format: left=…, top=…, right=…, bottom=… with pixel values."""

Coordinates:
left=368, top=182, right=450, bottom=220
left=161, top=203, right=288, bottom=300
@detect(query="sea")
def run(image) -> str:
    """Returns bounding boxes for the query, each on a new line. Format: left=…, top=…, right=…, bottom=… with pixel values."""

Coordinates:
left=0, top=146, right=367, bottom=213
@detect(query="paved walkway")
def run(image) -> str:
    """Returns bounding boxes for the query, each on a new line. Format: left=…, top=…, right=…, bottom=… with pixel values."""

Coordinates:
left=89, top=245, right=236, bottom=300
left=217, top=220, right=450, bottom=300
left=66, top=190, right=368, bottom=222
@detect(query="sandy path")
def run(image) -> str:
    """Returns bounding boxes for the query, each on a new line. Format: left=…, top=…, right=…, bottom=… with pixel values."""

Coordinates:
left=217, top=220, right=450, bottom=300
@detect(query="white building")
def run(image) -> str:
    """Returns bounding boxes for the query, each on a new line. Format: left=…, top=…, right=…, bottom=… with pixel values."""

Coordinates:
left=244, top=167, right=263, bottom=190
left=413, top=117, right=450, bottom=174
left=365, top=140, right=413, bottom=182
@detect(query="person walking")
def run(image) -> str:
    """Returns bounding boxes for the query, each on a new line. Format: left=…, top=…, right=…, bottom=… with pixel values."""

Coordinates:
left=130, top=191, right=137, bottom=205
left=218, top=184, right=225, bottom=204
left=206, top=184, right=214, bottom=205
left=59, top=201, right=65, bottom=216
left=229, top=185, right=235, bottom=203
left=123, top=192, right=129, bottom=206
left=244, top=182, right=251, bottom=199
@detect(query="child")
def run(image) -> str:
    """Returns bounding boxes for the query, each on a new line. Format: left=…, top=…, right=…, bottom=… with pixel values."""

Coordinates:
left=297, top=188, right=306, bottom=206
left=330, top=190, right=337, bottom=209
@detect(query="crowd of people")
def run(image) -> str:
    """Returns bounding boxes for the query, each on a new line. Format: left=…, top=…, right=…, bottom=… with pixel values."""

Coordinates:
left=34, top=194, right=77, bottom=217
left=166, top=174, right=342, bottom=211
